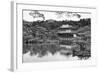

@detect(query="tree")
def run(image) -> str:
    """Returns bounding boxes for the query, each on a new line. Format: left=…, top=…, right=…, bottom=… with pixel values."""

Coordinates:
left=29, top=10, right=45, bottom=21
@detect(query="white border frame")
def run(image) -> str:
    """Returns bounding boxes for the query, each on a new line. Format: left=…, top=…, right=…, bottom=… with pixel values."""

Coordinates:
left=11, top=1, right=97, bottom=72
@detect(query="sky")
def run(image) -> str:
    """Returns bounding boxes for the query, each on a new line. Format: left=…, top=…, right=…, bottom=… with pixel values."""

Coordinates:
left=23, top=10, right=91, bottom=22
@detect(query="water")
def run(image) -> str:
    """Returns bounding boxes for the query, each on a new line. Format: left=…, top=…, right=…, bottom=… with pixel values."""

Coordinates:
left=23, top=51, right=79, bottom=62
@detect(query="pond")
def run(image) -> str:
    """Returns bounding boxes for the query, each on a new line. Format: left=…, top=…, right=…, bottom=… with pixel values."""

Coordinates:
left=23, top=51, right=79, bottom=62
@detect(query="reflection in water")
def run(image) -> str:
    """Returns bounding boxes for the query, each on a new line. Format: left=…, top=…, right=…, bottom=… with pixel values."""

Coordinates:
left=23, top=51, right=79, bottom=62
